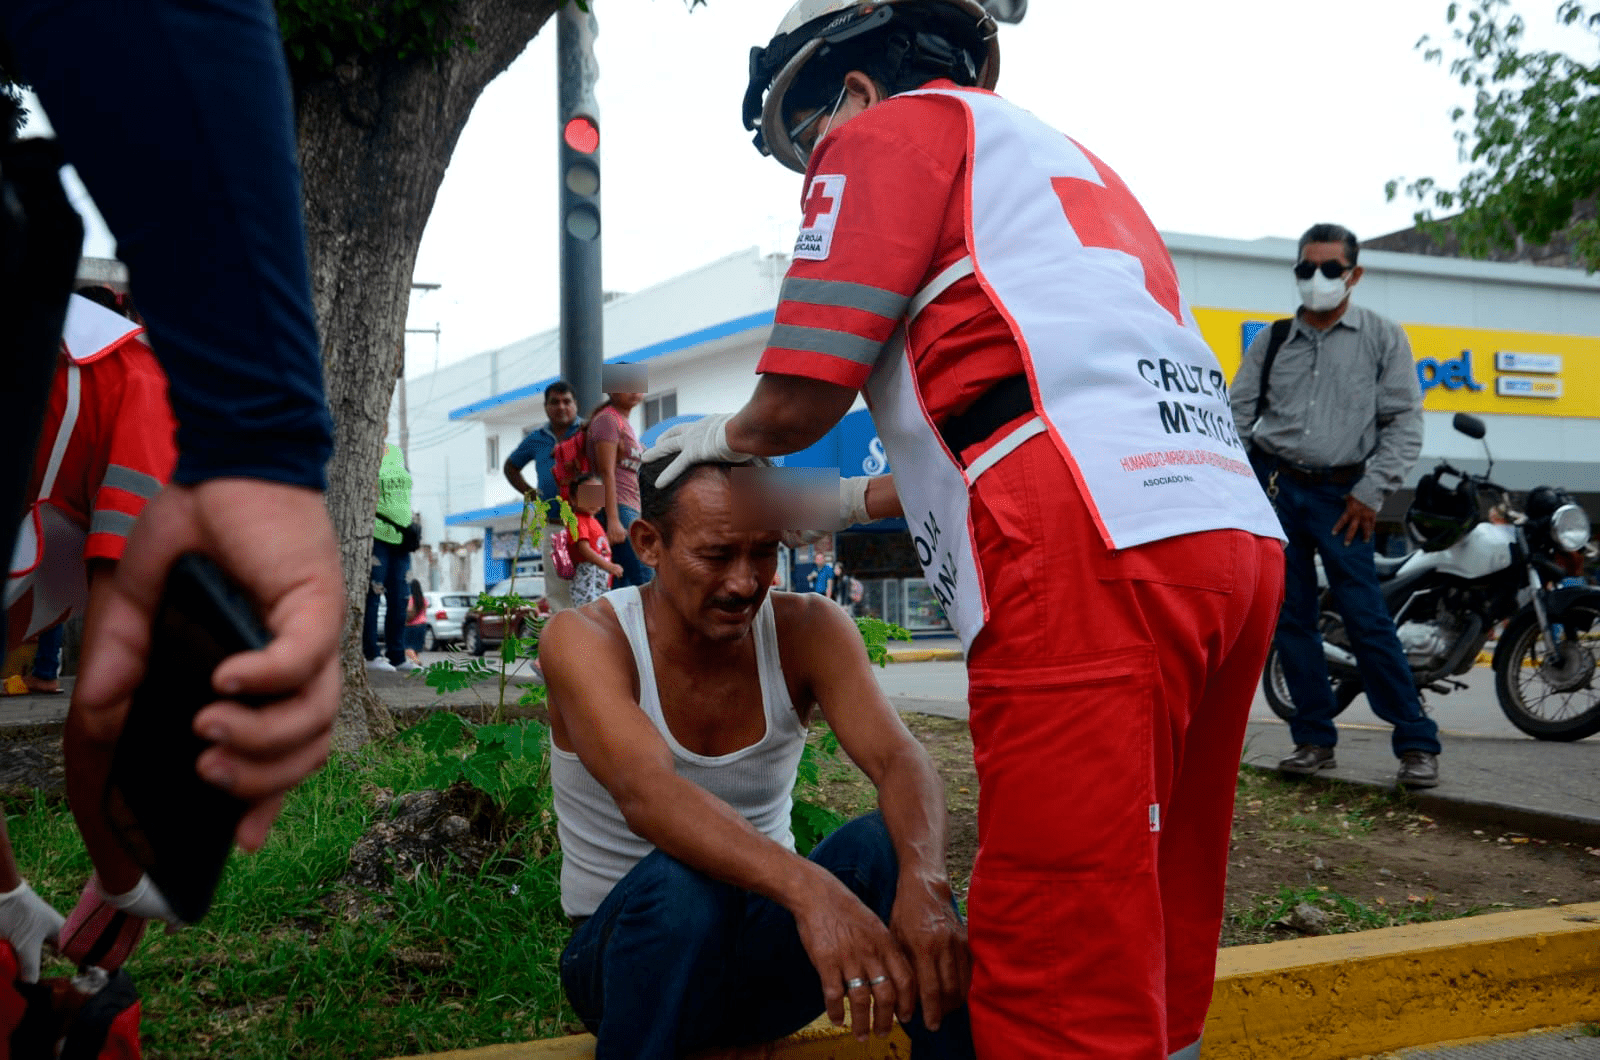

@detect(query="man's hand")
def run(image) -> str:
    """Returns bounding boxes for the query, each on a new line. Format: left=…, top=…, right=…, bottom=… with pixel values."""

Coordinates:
left=72, top=479, right=343, bottom=856
left=1332, top=494, right=1377, bottom=545
left=0, top=881, right=65, bottom=982
left=643, top=414, right=750, bottom=488
left=888, top=874, right=969, bottom=1032
left=792, top=871, right=916, bottom=1042
left=605, top=520, right=627, bottom=547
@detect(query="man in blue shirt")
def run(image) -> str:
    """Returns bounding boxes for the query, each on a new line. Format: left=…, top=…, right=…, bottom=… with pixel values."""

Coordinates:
left=504, top=382, right=583, bottom=610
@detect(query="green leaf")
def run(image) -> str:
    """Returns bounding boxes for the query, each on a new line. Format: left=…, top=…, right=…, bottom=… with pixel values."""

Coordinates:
left=402, top=711, right=466, bottom=755
left=791, top=800, right=847, bottom=856
left=419, top=755, right=464, bottom=790
left=461, top=744, right=512, bottom=796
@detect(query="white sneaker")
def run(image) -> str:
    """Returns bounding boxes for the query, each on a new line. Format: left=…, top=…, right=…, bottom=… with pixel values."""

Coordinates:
left=365, top=657, right=396, bottom=672
left=393, top=659, right=420, bottom=673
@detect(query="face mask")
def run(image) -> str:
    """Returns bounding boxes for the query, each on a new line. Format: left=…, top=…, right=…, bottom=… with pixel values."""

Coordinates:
left=1297, top=272, right=1350, bottom=312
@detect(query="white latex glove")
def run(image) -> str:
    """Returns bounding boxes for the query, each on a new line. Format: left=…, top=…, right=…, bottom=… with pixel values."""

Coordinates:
left=781, top=476, right=875, bottom=548
left=103, top=874, right=184, bottom=930
left=0, top=880, right=66, bottom=982
left=644, top=414, right=751, bottom=488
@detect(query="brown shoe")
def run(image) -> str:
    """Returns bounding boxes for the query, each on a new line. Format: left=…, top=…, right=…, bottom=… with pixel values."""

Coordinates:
left=1278, top=745, right=1336, bottom=776
left=1397, top=751, right=1439, bottom=789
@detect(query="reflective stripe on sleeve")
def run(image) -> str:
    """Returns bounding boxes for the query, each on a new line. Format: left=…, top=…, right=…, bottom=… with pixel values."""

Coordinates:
left=101, top=464, right=164, bottom=500
left=89, top=509, right=137, bottom=538
left=779, top=277, right=909, bottom=321
left=767, top=324, right=884, bottom=369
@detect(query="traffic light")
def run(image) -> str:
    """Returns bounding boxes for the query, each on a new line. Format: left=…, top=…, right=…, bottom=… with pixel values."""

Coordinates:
left=557, top=2, right=603, bottom=415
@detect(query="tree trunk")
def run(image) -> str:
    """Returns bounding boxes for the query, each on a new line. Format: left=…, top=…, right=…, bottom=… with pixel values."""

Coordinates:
left=296, top=0, right=561, bottom=750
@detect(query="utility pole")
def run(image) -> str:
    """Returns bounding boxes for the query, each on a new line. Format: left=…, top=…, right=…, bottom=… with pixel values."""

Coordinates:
left=404, top=282, right=442, bottom=467
left=557, top=2, right=603, bottom=418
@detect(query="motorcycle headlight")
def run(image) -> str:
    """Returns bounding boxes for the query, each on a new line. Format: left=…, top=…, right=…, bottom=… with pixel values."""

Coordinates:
left=1550, top=504, right=1592, bottom=552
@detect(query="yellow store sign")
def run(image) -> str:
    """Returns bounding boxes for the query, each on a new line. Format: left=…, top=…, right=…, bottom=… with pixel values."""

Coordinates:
left=1192, top=308, right=1600, bottom=420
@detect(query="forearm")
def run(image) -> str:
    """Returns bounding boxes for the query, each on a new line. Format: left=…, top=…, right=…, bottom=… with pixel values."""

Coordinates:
left=503, top=462, right=534, bottom=497
left=573, top=540, right=606, bottom=566
left=1355, top=407, right=1424, bottom=510
left=621, top=772, right=837, bottom=913
left=64, top=567, right=143, bottom=892
left=0, top=818, right=20, bottom=892
left=864, top=475, right=902, bottom=520
left=871, top=747, right=950, bottom=886
left=728, top=374, right=858, bottom=457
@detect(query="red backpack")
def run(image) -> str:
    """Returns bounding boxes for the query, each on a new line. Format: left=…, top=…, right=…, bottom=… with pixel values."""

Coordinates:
left=0, top=943, right=142, bottom=1059
left=549, top=424, right=591, bottom=503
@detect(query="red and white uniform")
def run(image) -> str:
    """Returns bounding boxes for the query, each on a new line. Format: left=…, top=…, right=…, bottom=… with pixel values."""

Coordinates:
left=6, top=295, right=177, bottom=649
left=761, top=85, right=1286, bottom=1058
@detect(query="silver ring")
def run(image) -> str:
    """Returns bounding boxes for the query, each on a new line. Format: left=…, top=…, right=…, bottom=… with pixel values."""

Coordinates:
left=869, top=975, right=888, bottom=985
left=846, top=977, right=868, bottom=990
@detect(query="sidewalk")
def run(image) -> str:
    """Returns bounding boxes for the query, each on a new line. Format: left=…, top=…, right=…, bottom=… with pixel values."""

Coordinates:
left=1243, top=718, right=1600, bottom=845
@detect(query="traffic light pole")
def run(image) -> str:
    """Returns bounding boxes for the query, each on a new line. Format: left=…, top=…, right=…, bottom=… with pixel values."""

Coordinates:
left=557, top=3, right=603, bottom=421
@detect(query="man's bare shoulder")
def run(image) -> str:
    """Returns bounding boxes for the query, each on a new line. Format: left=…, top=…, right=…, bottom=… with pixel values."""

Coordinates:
left=539, top=599, right=631, bottom=678
left=769, top=590, right=862, bottom=659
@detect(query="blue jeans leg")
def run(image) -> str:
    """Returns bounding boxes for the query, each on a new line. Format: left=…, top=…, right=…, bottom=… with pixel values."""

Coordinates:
left=561, top=814, right=974, bottom=1060
left=1280, top=478, right=1441, bottom=757
left=1273, top=480, right=1342, bottom=748
left=362, top=541, right=411, bottom=663
left=31, top=624, right=65, bottom=682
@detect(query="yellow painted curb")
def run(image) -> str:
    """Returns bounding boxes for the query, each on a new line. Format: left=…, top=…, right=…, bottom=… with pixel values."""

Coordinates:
left=1202, top=901, right=1600, bottom=1059
left=398, top=904, right=1600, bottom=1060
left=885, top=649, right=964, bottom=663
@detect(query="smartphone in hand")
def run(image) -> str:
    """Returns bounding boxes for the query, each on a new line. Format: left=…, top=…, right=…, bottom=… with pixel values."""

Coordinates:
left=101, top=553, right=271, bottom=924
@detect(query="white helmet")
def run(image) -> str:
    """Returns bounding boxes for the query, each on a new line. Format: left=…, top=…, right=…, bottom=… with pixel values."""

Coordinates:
left=742, top=0, right=1001, bottom=174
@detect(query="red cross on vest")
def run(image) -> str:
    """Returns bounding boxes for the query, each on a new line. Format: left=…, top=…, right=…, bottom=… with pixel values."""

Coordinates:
left=802, top=180, right=837, bottom=228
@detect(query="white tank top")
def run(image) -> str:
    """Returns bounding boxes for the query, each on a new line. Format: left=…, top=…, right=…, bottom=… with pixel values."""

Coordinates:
left=550, top=586, right=808, bottom=917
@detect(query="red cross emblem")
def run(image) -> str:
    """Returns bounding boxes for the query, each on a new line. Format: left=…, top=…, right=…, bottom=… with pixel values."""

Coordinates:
left=1052, top=142, right=1183, bottom=324
left=802, top=179, right=837, bottom=228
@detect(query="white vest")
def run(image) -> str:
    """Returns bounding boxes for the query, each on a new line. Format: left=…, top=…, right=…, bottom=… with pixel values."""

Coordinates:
left=864, top=90, right=1283, bottom=649
left=6, top=296, right=147, bottom=643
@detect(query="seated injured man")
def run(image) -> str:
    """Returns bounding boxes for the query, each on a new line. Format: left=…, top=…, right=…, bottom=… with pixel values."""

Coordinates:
left=538, top=454, right=975, bottom=1060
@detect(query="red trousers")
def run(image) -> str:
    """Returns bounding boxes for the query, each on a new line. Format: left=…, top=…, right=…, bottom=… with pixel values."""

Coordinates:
left=961, top=432, right=1284, bottom=1058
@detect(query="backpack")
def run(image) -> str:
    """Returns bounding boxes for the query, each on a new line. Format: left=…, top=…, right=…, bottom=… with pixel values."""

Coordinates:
left=545, top=526, right=576, bottom=580
left=550, top=425, right=591, bottom=502
left=0, top=943, right=142, bottom=1059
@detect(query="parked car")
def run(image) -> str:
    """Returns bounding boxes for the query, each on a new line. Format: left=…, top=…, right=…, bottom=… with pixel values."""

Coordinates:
left=373, top=590, right=477, bottom=650
left=421, top=591, right=476, bottom=649
left=461, top=576, right=548, bottom=657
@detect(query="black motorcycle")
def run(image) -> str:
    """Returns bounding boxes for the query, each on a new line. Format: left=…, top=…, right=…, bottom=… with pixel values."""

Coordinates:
left=1263, top=413, right=1600, bottom=741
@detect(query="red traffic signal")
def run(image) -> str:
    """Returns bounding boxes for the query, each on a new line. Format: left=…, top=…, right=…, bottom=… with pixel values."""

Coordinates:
left=564, top=116, right=599, bottom=155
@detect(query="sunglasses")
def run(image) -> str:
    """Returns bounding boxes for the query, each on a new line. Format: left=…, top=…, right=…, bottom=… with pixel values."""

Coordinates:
left=1294, top=259, right=1355, bottom=280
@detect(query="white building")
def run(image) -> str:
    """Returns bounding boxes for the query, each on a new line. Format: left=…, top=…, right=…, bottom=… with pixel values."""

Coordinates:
left=398, top=236, right=1600, bottom=627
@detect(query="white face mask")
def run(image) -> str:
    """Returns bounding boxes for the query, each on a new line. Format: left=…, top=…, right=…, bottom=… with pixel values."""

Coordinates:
left=1297, top=272, right=1351, bottom=312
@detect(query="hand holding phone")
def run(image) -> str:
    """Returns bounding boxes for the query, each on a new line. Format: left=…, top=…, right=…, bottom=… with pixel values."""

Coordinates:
left=100, top=553, right=271, bottom=924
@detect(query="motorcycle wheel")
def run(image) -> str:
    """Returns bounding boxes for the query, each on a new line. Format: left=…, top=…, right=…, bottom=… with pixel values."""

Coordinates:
left=1263, top=645, right=1361, bottom=721
left=1494, top=604, right=1600, bottom=742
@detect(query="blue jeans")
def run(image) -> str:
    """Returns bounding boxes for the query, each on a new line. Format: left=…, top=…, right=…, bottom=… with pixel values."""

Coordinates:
left=362, top=540, right=411, bottom=665
left=560, top=814, right=975, bottom=1060
left=1264, top=464, right=1441, bottom=756
left=600, top=504, right=652, bottom=588
left=32, top=624, right=65, bottom=682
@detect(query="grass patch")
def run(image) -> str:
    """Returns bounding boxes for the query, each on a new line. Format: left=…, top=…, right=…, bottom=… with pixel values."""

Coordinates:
left=1226, top=884, right=1482, bottom=945
left=6, top=735, right=576, bottom=1059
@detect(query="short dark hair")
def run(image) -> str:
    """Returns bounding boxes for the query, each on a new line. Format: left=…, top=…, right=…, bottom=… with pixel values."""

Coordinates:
left=544, top=381, right=575, bottom=403
left=1298, top=223, right=1360, bottom=267
left=639, top=454, right=774, bottom=545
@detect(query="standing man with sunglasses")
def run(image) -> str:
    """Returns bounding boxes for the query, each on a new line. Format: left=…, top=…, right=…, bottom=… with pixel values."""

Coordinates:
left=1230, top=223, right=1439, bottom=789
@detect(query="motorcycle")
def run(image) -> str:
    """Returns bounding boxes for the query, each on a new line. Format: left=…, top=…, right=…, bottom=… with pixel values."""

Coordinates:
left=1263, top=413, right=1600, bottom=742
